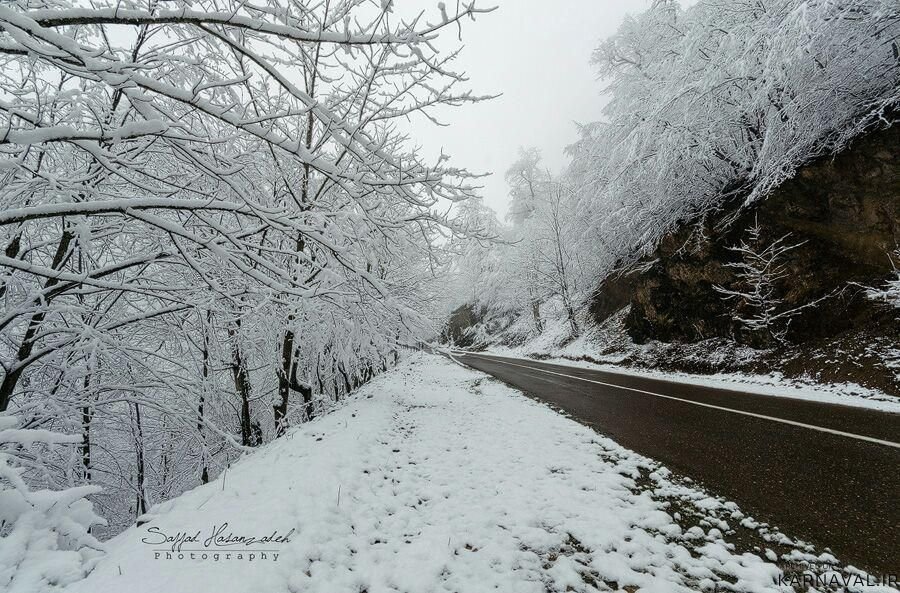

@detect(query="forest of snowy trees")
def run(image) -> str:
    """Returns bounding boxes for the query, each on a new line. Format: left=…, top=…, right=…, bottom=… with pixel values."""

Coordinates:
left=453, top=0, right=900, bottom=346
left=2, top=0, right=900, bottom=586
left=0, top=0, right=494, bottom=568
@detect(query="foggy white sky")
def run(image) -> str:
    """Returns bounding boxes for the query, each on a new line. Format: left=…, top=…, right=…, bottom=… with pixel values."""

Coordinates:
left=408, top=0, right=655, bottom=218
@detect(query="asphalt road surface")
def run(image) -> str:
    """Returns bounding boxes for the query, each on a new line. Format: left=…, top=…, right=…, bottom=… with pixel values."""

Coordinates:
left=450, top=351, right=900, bottom=575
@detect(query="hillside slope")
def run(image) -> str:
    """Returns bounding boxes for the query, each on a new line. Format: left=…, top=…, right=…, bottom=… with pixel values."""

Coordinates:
left=449, top=124, right=900, bottom=396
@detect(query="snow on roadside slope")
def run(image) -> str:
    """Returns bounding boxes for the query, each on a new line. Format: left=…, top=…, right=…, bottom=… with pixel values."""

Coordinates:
left=483, top=346, right=900, bottom=414
left=62, top=354, right=875, bottom=593
left=477, top=300, right=900, bottom=413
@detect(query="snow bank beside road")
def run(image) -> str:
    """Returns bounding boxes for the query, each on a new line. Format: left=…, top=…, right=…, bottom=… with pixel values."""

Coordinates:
left=482, top=347, right=900, bottom=414
left=63, top=354, right=873, bottom=593
left=468, top=300, right=900, bottom=414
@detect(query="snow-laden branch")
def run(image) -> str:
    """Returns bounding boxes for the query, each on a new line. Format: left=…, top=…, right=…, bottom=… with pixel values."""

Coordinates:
left=24, top=4, right=495, bottom=46
left=0, top=198, right=253, bottom=226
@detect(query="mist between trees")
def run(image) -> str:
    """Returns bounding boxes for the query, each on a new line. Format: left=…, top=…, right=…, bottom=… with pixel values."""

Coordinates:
left=0, top=0, right=497, bottom=550
left=451, top=0, right=900, bottom=348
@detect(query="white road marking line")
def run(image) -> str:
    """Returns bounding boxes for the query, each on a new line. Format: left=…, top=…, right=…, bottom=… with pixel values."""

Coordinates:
left=453, top=352, right=900, bottom=450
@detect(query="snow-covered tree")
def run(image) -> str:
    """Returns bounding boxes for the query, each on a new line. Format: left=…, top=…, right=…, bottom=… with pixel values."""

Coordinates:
left=714, top=217, right=822, bottom=346
left=505, top=148, right=550, bottom=227
left=452, top=150, right=585, bottom=340
left=533, top=183, right=581, bottom=336
left=0, top=0, right=493, bottom=539
left=867, top=250, right=900, bottom=380
left=568, top=0, right=900, bottom=283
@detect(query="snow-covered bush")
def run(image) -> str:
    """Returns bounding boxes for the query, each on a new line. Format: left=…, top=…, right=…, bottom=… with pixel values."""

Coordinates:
left=867, top=250, right=900, bottom=378
left=867, top=250, right=900, bottom=309
left=0, top=416, right=104, bottom=592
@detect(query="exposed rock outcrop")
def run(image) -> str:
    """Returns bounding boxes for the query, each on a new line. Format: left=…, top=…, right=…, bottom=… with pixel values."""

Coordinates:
left=592, top=124, right=900, bottom=390
left=444, top=304, right=483, bottom=348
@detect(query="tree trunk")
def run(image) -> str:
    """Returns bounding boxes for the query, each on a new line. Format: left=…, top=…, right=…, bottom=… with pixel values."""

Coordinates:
left=273, top=65, right=319, bottom=433
left=0, top=231, right=73, bottom=412
left=339, top=365, right=352, bottom=395
left=274, top=329, right=294, bottom=437
left=565, top=302, right=579, bottom=337
left=300, top=384, right=313, bottom=422
left=81, top=403, right=92, bottom=482
left=132, top=401, right=148, bottom=517
left=159, top=417, right=170, bottom=499
left=198, top=310, right=211, bottom=483
left=0, top=233, right=21, bottom=300
left=228, top=319, right=255, bottom=447
left=315, top=354, right=325, bottom=396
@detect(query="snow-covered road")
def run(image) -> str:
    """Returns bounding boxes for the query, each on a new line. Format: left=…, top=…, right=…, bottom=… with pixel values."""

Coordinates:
left=62, top=354, right=890, bottom=593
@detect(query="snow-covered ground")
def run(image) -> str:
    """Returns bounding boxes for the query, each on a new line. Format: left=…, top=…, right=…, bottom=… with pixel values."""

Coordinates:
left=58, top=354, right=887, bottom=593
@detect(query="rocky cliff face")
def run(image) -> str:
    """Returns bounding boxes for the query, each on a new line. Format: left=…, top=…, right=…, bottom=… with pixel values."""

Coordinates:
left=591, top=124, right=900, bottom=390
left=445, top=304, right=482, bottom=347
